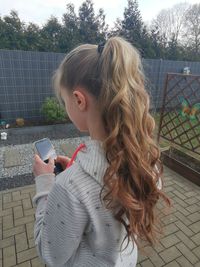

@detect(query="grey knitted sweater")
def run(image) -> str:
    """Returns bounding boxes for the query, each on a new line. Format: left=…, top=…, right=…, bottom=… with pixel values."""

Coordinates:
left=32, top=138, right=161, bottom=267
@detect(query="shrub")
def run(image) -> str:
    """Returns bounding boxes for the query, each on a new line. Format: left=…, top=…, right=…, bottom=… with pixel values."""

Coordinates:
left=40, top=97, right=68, bottom=122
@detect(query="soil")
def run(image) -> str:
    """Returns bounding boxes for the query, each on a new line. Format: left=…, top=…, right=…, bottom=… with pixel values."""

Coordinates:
left=163, top=147, right=200, bottom=173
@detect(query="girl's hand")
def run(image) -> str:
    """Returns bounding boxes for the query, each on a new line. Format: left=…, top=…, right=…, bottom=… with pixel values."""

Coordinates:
left=33, top=154, right=55, bottom=178
left=55, top=155, right=75, bottom=170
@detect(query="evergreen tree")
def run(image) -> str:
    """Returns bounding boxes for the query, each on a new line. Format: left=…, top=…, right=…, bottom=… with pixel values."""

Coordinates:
left=61, top=3, right=81, bottom=52
left=167, top=34, right=179, bottom=60
left=24, top=23, right=41, bottom=51
left=96, top=8, right=109, bottom=40
left=39, top=16, right=62, bottom=52
left=149, top=26, right=166, bottom=59
left=113, top=0, right=153, bottom=58
left=140, top=25, right=155, bottom=58
left=1, top=0, right=199, bottom=61
left=0, top=16, right=7, bottom=49
left=78, top=0, right=107, bottom=44
left=0, top=10, right=26, bottom=50
left=122, top=0, right=143, bottom=45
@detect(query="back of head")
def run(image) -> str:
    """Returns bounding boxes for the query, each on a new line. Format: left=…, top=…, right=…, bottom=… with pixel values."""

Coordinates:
left=53, top=36, right=172, bottom=253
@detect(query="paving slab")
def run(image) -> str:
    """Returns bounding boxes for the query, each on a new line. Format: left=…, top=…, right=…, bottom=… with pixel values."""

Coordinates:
left=0, top=137, right=90, bottom=191
left=4, top=149, right=23, bottom=168
left=0, top=165, right=200, bottom=266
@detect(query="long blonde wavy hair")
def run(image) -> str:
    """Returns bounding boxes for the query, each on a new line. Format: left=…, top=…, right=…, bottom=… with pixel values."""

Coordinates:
left=53, top=36, right=172, bottom=253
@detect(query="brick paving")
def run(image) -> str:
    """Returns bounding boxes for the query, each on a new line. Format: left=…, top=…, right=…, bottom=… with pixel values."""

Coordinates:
left=0, top=165, right=200, bottom=267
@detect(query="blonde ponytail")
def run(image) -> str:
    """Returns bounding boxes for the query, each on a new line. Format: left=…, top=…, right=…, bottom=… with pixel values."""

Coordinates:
left=53, top=36, right=172, bottom=253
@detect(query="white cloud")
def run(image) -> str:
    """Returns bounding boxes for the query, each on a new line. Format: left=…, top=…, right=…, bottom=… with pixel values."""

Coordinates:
left=0, top=0, right=124, bottom=29
left=0, top=0, right=199, bottom=29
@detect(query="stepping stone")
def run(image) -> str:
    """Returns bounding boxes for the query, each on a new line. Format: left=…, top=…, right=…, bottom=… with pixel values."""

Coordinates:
left=60, top=143, right=78, bottom=157
left=4, top=149, right=22, bottom=168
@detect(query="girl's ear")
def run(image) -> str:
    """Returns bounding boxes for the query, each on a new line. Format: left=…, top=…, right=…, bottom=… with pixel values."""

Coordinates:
left=73, top=89, right=87, bottom=111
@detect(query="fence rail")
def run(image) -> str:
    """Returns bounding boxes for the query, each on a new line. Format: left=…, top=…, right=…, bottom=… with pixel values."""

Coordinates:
left=0, top=49, right=200, bottom=122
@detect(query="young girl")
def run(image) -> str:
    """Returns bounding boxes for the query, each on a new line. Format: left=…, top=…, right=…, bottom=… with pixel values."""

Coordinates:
left=32, top=36, right=171, bottom=267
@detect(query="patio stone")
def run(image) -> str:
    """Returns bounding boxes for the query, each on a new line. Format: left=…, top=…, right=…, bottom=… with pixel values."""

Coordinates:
left=3, top=245, right=16, bottom=266
left=17, top=247, right=38, bottom=263
left=15, top=232, right=28, bottom=253
left=0, top=165, right=200, bottom=267
left=159, top=246, right=182, bottom=263
left=4, top=149, right=22, bottom=168
left=176, top=242, right=199, bottom=264
left=191, top=233, right=200, bottom=246
left=160, top=235, right=180, bottom=248
left=16, top=261, right=31, bottom=267
left=176, top=255, right=194, bottom=267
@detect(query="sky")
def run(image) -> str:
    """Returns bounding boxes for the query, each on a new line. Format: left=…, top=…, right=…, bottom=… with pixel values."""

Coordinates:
left=0, top=0, right=199, bottom=29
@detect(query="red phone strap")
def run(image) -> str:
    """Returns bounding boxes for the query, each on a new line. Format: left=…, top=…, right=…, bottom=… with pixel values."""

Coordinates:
left=66, top=143, right=86, bottom=168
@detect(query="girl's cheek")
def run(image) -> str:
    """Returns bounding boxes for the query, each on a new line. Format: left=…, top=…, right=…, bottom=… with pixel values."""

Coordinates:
left=65, top=106, right=73, bottom=121
left=64, top=104, right=70, bottom=117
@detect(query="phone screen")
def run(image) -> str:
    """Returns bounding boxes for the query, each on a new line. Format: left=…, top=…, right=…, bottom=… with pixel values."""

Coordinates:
left=35, top=138, right=56, bottom=161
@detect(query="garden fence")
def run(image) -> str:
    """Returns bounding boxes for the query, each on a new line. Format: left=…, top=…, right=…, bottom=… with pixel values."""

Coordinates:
left=0, top=49, right=200, bottom=122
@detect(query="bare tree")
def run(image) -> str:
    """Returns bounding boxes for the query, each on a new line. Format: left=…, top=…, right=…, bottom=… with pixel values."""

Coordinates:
left=150, top=2, right=189, bottom=44
left=184, top=4, right=200, bottom=56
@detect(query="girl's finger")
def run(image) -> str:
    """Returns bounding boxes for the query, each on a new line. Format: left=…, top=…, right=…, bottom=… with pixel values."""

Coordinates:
left=56, top=156, right=71, bottom=170
left=34, top=154, right=43, bottom=163
left=56, top=156, right=71, bottom=163
left=48, top=157, right=55, bottom=165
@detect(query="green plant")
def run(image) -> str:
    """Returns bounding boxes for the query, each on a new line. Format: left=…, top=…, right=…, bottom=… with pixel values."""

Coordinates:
left=40, top=97, right=67, bottom=122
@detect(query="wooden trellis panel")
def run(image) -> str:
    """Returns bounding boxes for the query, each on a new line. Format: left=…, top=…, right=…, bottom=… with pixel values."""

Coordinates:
left=157, top=73, right=200, bottom=156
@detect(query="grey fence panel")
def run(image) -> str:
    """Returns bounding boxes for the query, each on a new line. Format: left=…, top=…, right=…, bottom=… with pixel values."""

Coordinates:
left=155, top=60, right=200, bottom=110
left=0, top=49, right=64, bottom=122
left=142, top=58, right=162, bottom=110
left=0, top=49, right=199, bottom=123
left=143, top=59, right=200, bottom=111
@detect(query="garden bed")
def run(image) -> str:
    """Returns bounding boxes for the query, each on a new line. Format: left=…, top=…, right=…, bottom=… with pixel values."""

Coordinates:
left=161, top=146, right=200, bottom=186
left=5, top=118, right=71, bottom=129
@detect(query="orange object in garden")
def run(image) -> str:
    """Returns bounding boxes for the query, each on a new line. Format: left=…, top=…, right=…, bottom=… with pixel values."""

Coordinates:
left=16, top=118, right=25, bottom=126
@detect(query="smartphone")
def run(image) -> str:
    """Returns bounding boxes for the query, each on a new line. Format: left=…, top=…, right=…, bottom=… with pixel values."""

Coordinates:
left=33, top=138, right=64, bottom=175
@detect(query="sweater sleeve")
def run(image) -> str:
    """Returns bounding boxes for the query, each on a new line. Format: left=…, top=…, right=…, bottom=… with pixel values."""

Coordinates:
left=32, top=178, right=89, bottom=267
left=32, top=173, right=56, bottom=206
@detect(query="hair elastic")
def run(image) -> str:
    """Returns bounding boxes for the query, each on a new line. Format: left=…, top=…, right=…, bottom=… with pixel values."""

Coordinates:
left=66, top=143, right=86, bottom=168
left=97, top=41, right=106, bottom=54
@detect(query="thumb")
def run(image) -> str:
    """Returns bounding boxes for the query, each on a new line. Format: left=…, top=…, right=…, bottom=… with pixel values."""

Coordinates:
left=48, top=157, right=55, bottom=165
left=35, top=154, right=42, bottom=162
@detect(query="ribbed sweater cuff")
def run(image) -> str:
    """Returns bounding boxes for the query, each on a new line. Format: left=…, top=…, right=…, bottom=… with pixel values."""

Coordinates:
left=32, top=173, right=56, bottom=206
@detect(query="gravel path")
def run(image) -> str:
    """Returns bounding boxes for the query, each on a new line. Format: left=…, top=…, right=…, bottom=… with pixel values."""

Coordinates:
left=0, top=136, right=90, bottom=179
left=0, top=135, right=90, bottom=191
